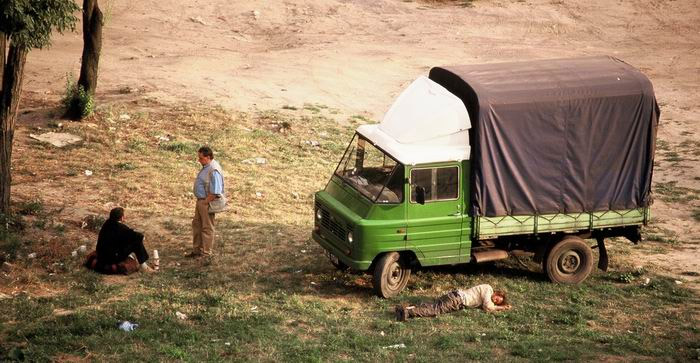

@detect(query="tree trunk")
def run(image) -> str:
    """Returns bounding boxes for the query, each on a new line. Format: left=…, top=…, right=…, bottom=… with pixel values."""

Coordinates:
left=0, top=42, right=28, bottom=215
left=77, top=0, right=103, bottom=95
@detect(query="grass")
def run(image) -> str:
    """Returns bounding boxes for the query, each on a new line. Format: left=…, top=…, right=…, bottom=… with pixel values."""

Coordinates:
left=654, top=181, right=700, bottom=203
left=1, top=102, right=697, bottom=361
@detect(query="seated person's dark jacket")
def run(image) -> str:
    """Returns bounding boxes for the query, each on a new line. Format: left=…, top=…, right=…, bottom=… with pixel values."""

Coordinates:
left=91, top=219, right=148, bottom=273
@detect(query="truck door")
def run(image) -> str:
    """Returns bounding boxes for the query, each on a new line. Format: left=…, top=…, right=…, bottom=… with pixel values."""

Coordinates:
left=406, top=165, right=463, bottom=265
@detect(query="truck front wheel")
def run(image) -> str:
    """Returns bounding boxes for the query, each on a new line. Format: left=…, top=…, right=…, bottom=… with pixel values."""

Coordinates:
left=544, top=236, right=593, bottom=284
left=373, top=252, right=411, bottom=298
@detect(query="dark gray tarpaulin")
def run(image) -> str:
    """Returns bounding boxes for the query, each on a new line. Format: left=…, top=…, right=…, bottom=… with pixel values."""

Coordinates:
left=429, top=56, right=659, bottom=217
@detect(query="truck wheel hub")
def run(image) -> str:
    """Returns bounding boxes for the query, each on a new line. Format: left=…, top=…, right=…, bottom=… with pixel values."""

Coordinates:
left=559, top=251, right=581, bottom=274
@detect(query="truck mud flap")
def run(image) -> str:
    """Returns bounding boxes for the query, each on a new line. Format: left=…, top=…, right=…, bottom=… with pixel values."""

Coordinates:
left=596, top=237, right=608, bottom=271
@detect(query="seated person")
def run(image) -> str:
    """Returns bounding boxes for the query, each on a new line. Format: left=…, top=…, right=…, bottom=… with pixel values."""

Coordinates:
left=85, top=207, right=154, bottom=274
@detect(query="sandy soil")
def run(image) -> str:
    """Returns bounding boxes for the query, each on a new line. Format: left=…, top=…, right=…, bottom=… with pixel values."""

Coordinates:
left=18, top=0, right=700, bottom=286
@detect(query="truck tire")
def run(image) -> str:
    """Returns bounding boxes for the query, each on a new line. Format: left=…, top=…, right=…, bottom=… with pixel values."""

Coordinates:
left=544, top=236, right=593, bottom=284
left=373, top=252, right=411, bottom=298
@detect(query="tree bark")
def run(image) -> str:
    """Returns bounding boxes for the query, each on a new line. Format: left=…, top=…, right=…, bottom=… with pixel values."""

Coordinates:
left=0, top=42, right=28, bottom=215
left=77, top=0, right=103, bottom=95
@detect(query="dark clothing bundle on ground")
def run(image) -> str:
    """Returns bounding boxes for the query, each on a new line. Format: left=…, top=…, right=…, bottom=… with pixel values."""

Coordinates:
left=84, top=219, right=148, bottom=275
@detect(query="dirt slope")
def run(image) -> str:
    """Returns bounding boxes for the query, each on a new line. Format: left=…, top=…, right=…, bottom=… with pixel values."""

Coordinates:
left=19, top=0, right=700, bottom=285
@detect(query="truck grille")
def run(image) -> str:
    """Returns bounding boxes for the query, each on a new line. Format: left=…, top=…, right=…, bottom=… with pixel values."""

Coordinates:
left=316, top=202, right=347, bottom=241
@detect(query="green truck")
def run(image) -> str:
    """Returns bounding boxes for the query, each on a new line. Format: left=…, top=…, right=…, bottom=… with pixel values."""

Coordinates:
left=313, top=56, right=659, bottom=297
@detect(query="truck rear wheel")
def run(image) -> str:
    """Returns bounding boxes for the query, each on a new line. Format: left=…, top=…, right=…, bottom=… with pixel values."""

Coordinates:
left=373, top=252, right=411, bottom=298
left=544, top=236, right=593, bottom=284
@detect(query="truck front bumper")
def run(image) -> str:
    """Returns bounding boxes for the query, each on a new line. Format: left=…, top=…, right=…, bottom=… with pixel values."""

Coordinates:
left=312, top=230, right=372, bottom=271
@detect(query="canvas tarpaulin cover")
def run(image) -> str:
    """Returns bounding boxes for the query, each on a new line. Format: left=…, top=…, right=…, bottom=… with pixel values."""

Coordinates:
left=429, top=56, right=659, bottom=217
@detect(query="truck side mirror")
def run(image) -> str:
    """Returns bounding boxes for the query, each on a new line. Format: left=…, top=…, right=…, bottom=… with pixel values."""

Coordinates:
left=415, top=186, right=426, bottom=205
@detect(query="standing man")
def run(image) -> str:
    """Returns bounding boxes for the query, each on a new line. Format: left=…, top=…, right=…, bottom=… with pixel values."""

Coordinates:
left=188, top=146, right=225, bottom=258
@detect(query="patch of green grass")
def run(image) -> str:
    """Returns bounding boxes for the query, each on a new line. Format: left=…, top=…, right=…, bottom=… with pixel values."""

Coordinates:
left=115, top=162, right=137, bottom=171
left=692, top=207, right=700, bottom=222
left=18, top=200, right=44, bottom=216
left=654, top=181, right=700, bottom=203
left=159, top=141, right=198, bottom=154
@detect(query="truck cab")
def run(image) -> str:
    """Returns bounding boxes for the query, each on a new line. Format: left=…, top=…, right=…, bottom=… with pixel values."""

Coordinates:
left=313, top=76, right=475, bottom=297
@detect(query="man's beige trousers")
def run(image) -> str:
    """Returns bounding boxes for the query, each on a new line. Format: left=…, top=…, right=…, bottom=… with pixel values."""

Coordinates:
left=192, top=199, right=215, bottom=255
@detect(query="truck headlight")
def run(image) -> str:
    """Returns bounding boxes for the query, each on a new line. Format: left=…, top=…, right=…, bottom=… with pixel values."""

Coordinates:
left=347, top=231, right=354, bottom=244
left=316, top=208, right=323, bottom=221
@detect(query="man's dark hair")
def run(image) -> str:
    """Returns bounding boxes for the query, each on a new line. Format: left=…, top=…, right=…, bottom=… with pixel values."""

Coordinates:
left=198, top=146, right=214, bottom=159
left=109, top=207, right=125, bottom=221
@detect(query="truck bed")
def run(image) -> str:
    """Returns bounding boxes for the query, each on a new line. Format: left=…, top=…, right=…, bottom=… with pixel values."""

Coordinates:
left=474, top=207, right=649, bottom=240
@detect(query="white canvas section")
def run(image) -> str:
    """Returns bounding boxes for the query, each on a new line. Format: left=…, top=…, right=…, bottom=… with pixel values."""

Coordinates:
left=357, top=76, right=471, bottom=165
left=357, top=124, right=471, bottom=165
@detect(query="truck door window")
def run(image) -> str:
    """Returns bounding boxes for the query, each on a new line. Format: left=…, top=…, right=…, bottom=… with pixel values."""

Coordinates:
left=436, top=167, right=459, bottom=199
left=411, top=166, right=459, bottom=203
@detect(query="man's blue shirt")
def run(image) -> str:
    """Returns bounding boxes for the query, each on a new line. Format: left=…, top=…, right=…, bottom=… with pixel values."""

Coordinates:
left=194, top=163, right=223, bottom=198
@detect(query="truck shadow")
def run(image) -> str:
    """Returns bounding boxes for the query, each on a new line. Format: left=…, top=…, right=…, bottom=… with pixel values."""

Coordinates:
left=418, top=260, right=548, bottom=282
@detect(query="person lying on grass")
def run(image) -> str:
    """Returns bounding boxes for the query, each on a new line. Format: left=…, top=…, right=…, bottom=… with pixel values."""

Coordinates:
left=84, top=207, right=155, bottom=274
left=394, top=284, right=510, bottom=321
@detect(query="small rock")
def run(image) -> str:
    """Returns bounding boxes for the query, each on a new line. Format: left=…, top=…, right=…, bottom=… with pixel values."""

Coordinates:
left=304, top=140, right=320, bottom=147
left=674, top=280, right=683, bottom=285
left=291, top=192, right=300, bottom=199
left=27, top=253, right=37, bottom=259
left=255, top=192, right=263, bottom=198
left=382, top=344, right=406, bottom=349
left=380, top=331, right=385, bottom=336
left=252, top=10, right=260, bottom=19
left=175, top=311, right=188, bottom=320
left=71, top=251, right=78, bottom=257
left=189, top=16, right=207, bottom=25
left=642, top=277, right=650, bottom=286
left=310, top=282, right=317, bottom=285
left=300, top=249, right=306, bottom=253
left=156, top=135, right=170, bottom=142
left=84, top=170, right=93, bottom=176
left=319, top=131, right=329, bottom=138
left=29, top=132, right=82, bottom=148
left=118, top=114, right=131, bottom=121
left=225, top=342, right=231, bottom=346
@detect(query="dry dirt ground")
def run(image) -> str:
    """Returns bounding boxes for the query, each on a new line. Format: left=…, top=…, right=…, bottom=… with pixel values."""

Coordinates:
left=16, top=0, right=700, bottom=287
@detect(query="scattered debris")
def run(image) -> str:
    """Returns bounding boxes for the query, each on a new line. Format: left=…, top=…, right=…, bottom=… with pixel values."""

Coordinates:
left=117, top=321, right=139, bottom=332
left=29, top=132, right=82, bottom=147
left=674, top=280, right=683, bottom=285
left=292, top=192, right=300, bottom=199
left=189, top=16, right=207, bottom=25
left=310, top=282, right=317, bottom=285
left=382, top=343, right=406, bottom=349
left=118, top=113, right=131, bottom=121
left=0, top=292, right=11, bottom=300
left=242, top=157, right=267, bottom=165
left=84, top=170, right=93, bottom=176
left=251, top=306, right=258, bottom=312
left=156, top=135, right=170, bottom=142
left=304, top=140, right=320, bottom=147
left=380, top=331, right=385, bottom=336
left=300, top=250, right=306, bottom=253
left=27, top=253, right=37, bottom=259
left=53, top=308, right=75, bottom=316
left=71, top=251, right=78, bottom=257
left=255, top=191, right=263, bottom=198
left=225, top=342, right=231, bottom=346
left=175, top=311, right=188, bottom=320
left=252, top=10, right=260, bottom=19
left=642, top=277, right=651, bottom=286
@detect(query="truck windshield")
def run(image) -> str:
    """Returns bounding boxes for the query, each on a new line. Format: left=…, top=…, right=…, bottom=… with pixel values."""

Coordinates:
left=334, top=134, right=404, bottom=204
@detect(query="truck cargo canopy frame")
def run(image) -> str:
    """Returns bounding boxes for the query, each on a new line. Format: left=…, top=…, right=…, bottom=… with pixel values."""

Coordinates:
left=429, top=56, right=659, bottom=217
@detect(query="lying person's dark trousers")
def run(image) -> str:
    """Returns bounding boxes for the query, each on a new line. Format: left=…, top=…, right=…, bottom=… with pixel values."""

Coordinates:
left=406, top=290, right=464, bottom=318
